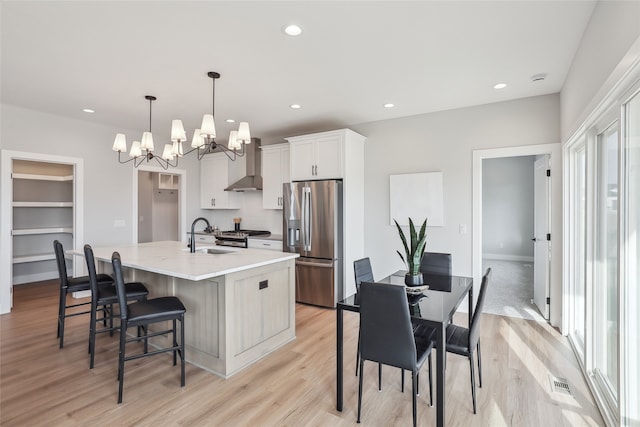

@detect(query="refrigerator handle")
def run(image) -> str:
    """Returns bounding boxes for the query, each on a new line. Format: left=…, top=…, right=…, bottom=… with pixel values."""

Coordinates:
left=301, top=186, right=307, bottom=250
left=307, top=186, right=312, bottom=251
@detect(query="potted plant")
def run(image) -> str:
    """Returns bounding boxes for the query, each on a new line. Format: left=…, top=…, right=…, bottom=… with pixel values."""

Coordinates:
left=394, top=217, right=427, bottom=286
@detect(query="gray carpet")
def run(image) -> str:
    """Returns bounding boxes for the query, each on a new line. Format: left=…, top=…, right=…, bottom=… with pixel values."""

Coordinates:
left=458, top=259, right=546, bottom=322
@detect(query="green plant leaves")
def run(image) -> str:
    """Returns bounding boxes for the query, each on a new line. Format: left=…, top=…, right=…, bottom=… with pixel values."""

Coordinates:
left=394, top=217, right=427, bottom=276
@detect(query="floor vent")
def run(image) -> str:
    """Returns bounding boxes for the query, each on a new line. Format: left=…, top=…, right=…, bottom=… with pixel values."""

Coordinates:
left=549, top=375, right=572, bottom=396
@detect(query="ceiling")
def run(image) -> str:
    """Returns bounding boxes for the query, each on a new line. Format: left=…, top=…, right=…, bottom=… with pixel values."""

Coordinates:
left=1, top=1, right=596, bottom=144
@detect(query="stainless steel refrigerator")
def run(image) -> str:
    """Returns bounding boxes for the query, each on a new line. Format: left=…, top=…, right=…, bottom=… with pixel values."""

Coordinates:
left=282, top=180, right=343, bottom=308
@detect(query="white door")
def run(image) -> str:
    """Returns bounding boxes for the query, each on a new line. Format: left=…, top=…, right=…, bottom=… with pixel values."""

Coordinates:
left=533, top=155, right=550, bottom=319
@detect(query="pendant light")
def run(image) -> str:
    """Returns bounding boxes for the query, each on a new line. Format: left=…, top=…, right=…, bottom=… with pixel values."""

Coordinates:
left=112, top=95, right=178, bottom=170
left=184, top=71, right=251, bottom=161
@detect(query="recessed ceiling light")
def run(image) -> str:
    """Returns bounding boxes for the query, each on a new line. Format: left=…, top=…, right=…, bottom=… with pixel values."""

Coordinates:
left=82, top=108, right=95, bottom=113
left=283, top=24, right=303, bottom=36
left=493, top=83, right=507, bottom=89
left=383, top=103, right=395, bottom=108
left=226, top=119, right=235, bottom=123
left=290, top=104, right=302, bottom=109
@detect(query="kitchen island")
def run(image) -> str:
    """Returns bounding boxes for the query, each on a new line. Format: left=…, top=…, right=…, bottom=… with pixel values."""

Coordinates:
left=82, top=241, right=298, bottom=378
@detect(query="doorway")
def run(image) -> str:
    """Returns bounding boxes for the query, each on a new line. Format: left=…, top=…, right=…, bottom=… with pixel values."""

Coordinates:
left=481, top=155, right=546, bottom=321
left=138, top=171, right=179, bottom=243
left=132, top=165, right=188, bottom=246
left=472, top=143, right=562, bottom=327
left=0, top=150, right=84, bottom=314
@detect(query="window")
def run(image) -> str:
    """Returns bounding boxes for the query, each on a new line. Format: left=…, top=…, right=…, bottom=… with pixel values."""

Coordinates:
left=570, top=142, right=587, bottom=354
left=564, top=76, right=640, bottom=427
left=594, top=122, right=618, bottom=400
left=621, top=88, right=640, bottom=425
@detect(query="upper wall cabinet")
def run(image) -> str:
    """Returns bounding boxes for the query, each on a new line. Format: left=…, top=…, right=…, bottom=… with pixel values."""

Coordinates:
left=286, top=131, right=347, bottom=181
left=200, top=153, right=241, bottom=209
left=261, top=143, right=290, bottom=209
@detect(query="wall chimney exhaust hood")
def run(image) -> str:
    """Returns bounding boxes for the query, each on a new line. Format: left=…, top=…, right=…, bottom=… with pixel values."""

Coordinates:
left=224, top=138, right=262, bottom=191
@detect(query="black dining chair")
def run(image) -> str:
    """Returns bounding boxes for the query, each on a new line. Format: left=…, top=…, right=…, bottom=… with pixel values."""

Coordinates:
left=54, top=239, right=113, bottom=348
left=420, top=252, right=452, bottom=292
left=420, top=252, right=452, bottom=276
left=357, top=281, right=434, bottom=427
left=111, top=251, right=186, bottom=404
left=444, top=268, right=491, bottom=414
left=353, top=257, right=374, bottom=377
left=84, top=244, right=149, bottom=369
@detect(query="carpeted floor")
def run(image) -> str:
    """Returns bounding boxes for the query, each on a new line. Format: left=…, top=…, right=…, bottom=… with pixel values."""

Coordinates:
left=459, top=259, right=546, bottom=322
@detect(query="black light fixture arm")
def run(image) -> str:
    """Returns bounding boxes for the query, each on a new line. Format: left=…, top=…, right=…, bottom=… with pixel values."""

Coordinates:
left=182, top=71, right=247, bottom=161
left=113, top=94, right=179, bottom=170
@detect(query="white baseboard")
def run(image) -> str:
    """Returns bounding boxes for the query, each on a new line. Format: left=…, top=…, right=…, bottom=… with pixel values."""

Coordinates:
left=483, top=253, right=534, bottom=262
left=72, top=290, right=91, bottom=298
left=12, top=271, right=58, bottom=285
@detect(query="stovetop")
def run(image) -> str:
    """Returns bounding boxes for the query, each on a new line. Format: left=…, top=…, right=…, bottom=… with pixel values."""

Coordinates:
left=217, top=230, right=271, bottom=239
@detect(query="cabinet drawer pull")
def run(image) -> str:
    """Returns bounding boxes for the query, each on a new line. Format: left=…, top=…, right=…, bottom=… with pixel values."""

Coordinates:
left=259, top=280, right=268, bottom=290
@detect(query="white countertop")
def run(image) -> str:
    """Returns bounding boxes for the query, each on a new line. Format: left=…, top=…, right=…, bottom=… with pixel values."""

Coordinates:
left=74, top=241, right=298, bottom=282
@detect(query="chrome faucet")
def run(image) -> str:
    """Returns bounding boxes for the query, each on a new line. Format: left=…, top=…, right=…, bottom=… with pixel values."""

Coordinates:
left=190, top=217, right=211, bottom=253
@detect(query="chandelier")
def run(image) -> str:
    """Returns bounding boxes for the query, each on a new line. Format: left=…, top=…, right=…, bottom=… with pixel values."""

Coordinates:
left=112, top=71, right=250, bottom=169
left=180, top=71, right=251, bottom=161
left=112, top=95, right=180, bottom=170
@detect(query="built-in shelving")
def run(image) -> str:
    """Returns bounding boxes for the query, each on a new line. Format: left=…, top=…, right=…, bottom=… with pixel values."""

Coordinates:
left=12, top=160, right=75, bottom=284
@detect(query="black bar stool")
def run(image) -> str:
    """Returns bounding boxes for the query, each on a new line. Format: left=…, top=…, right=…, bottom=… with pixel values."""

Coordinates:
left=53, top=239, right=113, bottom=348
left=111, top=251, right=186, bottom=404
left=84, top=244, right=149, bottom=369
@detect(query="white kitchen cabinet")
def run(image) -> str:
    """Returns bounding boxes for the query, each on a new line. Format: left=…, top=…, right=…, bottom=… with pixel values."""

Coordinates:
left=247, top=238, right=283, bottom=251
left=186, top=233, right=217, bottom=246
left=261, top=143, right=289, bottom=209
left=287, top=131, right=343, bottom=181
left=11, top=160, right=75, bottom=284
left=200, top=152, right=241, bottom=209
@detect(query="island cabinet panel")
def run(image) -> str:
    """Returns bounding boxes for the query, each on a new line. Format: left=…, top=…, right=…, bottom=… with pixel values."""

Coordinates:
left=173, top=278, right=222, bottom=360
left=232, top=266, right=291, bottom=354
left=224, top=259, right=296, bottom=376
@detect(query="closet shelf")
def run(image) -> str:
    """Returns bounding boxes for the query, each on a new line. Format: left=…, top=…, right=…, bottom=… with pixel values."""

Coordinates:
left=12, top=227, right=73, bottom=236
left=12, top=173, right=73, bottom=181
left=13, top=253, right=56, bottom=264
left=13, top=201, right=73, bottom=208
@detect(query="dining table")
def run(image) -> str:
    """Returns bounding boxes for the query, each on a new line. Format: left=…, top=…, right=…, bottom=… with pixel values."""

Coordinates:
left=336, top=270, right=474, bottom=427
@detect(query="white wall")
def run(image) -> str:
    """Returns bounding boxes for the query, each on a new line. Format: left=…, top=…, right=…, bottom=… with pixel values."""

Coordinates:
left=482, top=156, right=535, bottom=260
left=561, top=0, right=640, bottom=140
left=208, top=191, right=282, bottom=235
left=351, top=94, right=560, bottom=282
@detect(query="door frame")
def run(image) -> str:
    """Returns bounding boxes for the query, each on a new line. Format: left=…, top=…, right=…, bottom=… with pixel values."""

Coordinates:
left=472, top=143, right=562, bottom=329
left=132, top=165, right=188, bottom=244
left=0, top=150, right=84, bottom=314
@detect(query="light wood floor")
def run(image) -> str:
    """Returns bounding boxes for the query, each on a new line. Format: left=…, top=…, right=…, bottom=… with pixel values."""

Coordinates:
left=1, top=281, right=603, bottom=426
